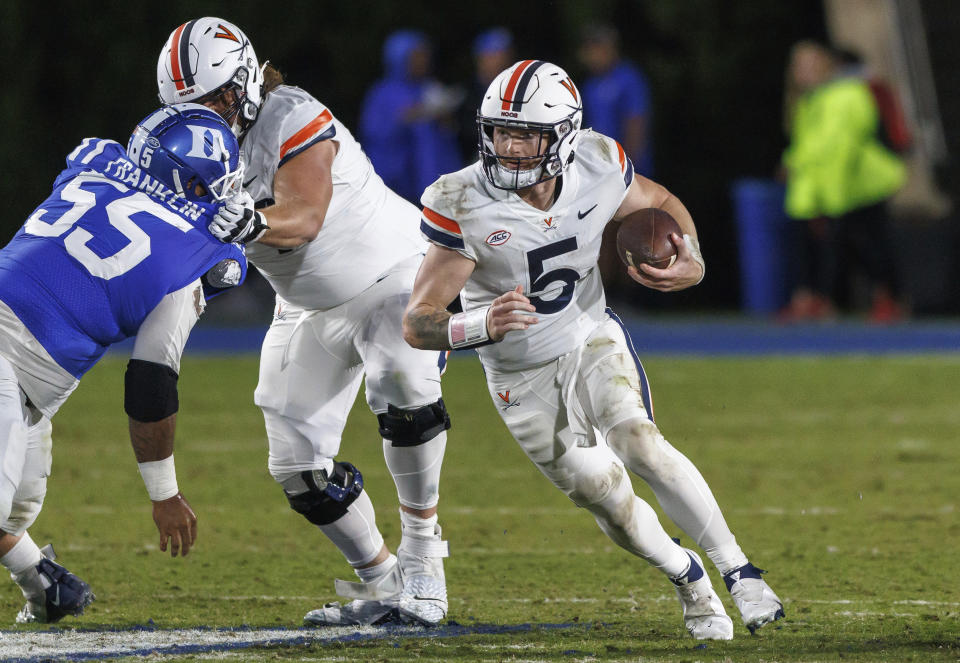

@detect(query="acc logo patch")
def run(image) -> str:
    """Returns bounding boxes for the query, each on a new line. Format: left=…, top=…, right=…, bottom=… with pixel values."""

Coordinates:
left=486, top=230, right=511, bottom=246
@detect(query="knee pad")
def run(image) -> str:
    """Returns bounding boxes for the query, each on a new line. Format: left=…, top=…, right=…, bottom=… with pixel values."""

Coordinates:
left=281, top=461, right=364, bottom=526
left=377, top=398, right=450, bottom=447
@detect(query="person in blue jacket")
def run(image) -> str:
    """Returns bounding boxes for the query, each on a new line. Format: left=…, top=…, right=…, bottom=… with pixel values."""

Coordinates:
left=0, top=104, right=247, bottom=625
left=359, top=29, right=463, bottom=202
left=578, top=24, right=654, bottom=177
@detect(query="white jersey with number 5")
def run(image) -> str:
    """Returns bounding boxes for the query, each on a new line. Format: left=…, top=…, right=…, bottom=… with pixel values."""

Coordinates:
left=242, top=85, right=426, bottom=310
left=420, top=130, right=634, bottom=371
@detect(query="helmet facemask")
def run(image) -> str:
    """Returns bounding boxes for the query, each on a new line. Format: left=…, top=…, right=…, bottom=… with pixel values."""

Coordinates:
left=478, top=116, right=578, bottom=191
left=476, top=60, right=583, bottom=191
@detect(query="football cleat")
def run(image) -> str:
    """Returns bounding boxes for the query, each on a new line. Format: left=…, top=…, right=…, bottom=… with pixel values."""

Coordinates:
left=723, top=562, right=785, bottom=633
left=671, top=549, right=734, bottom=640
left=396, top=524, right=449, bottom=626
left=13, top=545, right=95, bottom=624
left=304, top=598, right=401, bottom=626
left=306, top=559, right=403, bottom=627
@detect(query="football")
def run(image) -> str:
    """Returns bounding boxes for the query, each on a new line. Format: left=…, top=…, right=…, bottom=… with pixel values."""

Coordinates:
left=615, top=208, right=682, bottom=270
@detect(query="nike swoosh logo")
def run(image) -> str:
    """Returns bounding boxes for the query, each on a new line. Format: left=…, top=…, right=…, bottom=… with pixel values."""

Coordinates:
left=243, top=175, right=258, bottom=188
left=577, top=204, right=597, bottom=219
left=51, top=585, right=60, bottom=607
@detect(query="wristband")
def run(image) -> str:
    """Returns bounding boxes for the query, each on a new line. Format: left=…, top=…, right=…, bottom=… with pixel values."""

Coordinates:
left=683, top=234, right=705, bottom=284
left=448, top=306, right=491, bottom=349
left=138, top=455, right=179, bottom=501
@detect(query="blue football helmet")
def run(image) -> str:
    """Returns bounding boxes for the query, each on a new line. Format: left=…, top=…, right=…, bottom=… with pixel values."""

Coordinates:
left=126, top=103, right=244, bottom=204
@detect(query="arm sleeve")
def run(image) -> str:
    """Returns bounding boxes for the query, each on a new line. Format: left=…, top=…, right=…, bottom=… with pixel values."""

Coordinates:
left=131, top=279, right=204, bottom=373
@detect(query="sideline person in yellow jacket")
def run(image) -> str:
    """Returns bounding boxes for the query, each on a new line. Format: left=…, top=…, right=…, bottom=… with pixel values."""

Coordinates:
left=780, top=41, right=906, bottom=322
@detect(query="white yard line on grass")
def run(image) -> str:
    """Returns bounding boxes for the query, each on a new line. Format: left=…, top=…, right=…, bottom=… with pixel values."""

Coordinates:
left=0, top=622, right=581, bottom=663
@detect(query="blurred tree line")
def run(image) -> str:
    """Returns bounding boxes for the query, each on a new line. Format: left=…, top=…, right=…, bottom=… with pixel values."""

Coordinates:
left=0, top=0, right=824, bottom=310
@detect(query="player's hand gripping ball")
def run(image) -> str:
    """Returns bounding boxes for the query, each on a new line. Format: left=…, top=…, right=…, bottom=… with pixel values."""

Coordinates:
left=616, top=208, right=682, bottom=270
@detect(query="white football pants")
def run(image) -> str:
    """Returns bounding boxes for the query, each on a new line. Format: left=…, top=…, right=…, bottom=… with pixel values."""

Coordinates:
left=485, top=313, right=746, bottom=574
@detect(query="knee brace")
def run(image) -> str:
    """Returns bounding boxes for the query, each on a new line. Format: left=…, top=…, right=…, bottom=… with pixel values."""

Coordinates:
left=377, top=398, right=450, bottom=447
left=281, top=461, right=364, bottom=526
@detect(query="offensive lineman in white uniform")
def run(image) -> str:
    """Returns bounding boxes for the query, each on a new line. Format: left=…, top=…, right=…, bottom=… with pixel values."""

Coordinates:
left=403, top=60, right=785, bottom=639
left=156, top=18, right=450, bottom=626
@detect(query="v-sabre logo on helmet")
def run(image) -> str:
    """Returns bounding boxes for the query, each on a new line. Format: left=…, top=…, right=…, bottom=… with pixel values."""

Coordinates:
left=559, top=77, right=578, bottom=102
left=185, top=125, right=229, bottom=161
left=214, top=24, right=240, bottom=42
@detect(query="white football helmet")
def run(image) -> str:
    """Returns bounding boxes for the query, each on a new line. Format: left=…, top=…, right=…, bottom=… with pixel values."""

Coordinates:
left=477, top=60, right=583, bottom=190
left=157, top=17, right=264, bottom=132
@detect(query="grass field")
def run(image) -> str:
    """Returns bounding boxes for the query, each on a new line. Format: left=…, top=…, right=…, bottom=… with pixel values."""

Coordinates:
left=0, top=352, right=958, bottom=662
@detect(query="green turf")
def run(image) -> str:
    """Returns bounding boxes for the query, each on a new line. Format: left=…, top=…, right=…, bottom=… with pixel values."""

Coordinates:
left=3, top=354, right=958, bottom=661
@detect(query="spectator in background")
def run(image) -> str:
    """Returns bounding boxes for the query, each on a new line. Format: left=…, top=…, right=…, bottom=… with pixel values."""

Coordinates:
left=578, top=24, right=653, bottom=176
left=578, top=23, right=655, bottom=300
left=457, top=27, right=514, bottom=163
left=359, top=30, right=463, bottom=203
left=780, top=41, right=907, bottom=322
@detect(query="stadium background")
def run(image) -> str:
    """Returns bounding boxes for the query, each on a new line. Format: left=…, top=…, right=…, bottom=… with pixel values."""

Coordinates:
left=2, top=1, right=836, bottom=315
left=2, top=0, right=957, bottom=320
left=0, top=4, right=959, bottom=660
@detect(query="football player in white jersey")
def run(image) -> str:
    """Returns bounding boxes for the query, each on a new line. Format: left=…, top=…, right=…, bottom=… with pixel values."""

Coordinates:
left=156, top=18, right=450, bottom=626
left=403, top=60, right=785, bottom=639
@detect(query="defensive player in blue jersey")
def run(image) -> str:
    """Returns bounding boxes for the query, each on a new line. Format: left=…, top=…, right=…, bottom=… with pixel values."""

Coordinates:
left=0, top=103, right=248, bottom=624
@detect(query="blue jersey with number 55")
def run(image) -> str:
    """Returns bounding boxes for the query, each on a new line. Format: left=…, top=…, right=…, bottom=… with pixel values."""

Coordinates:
left=0, top=139, right=247, bottom=379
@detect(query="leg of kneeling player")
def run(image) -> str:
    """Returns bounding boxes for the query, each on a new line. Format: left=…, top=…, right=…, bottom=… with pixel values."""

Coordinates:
left=362, top=287, right=450, bottom=626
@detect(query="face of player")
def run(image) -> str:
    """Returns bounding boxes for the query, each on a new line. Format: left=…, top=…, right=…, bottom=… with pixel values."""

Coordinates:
left=492, top=126, right=547, bottom=170
left=197, top=87, right=241, bottom=128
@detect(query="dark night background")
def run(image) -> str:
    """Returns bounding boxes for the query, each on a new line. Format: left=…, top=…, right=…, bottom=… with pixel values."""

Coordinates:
left=5, top=0, right=907, bottom=315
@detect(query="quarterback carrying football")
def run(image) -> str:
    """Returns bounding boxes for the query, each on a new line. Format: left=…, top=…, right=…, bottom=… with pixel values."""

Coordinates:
left=403, top=60, right=784, bottom=639
left=0, top=104, right=247, bottom=624
left=157, top=18, right=451, bottom=626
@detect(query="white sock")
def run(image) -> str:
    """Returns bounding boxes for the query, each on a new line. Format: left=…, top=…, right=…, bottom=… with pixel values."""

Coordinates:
left=316, top=490, right=385, bottom=567
left=355, top=553, right=397, bottom=583
left=383, top=430, right=446, bottom=510
left=703, top=543, right=749, bottom=576
left=1, top=532, right=42, bottom=575
left=400, top=510, right=437, bottom=538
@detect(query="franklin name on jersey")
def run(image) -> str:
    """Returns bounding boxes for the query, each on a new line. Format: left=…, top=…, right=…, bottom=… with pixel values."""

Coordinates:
left=0, top=139, right=247, bottom=390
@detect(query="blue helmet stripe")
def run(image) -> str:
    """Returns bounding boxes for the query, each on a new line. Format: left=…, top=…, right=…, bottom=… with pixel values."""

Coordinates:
left=179, top=19, right=198, bottom=87
left=511, top=60, right=545, bottom=111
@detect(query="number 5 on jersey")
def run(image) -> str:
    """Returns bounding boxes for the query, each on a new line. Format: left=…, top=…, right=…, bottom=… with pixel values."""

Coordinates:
left=527, top=237, right=579, bottom=314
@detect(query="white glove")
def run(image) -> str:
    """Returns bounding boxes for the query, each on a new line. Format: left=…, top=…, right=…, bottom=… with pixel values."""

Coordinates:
left=209, top=191, right=268, bottom=244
